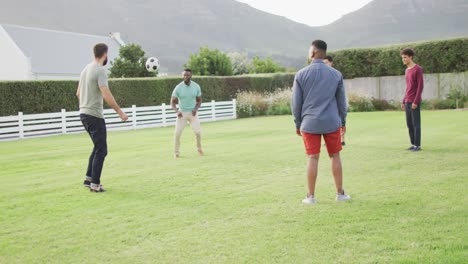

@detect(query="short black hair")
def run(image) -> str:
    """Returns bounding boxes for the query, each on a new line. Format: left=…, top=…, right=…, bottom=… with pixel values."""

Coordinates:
left=324, top=55, right=333, bottom=62
left=312, top=40, right=327, bottom=52
left=93, top=43, right=108, bottom=58
left=184, top=68, right=192, bottom=73
left=400, top=48, right=415, bottom=57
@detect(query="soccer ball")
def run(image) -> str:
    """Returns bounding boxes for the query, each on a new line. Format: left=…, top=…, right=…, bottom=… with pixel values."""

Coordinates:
left=145, top=57, right=160, bottom=72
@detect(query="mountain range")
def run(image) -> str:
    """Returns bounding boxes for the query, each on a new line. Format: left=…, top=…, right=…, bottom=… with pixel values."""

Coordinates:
left=1, top=0, right=467, bottom=73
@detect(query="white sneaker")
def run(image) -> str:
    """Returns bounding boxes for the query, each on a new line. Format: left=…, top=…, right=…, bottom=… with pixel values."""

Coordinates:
left=302, top=194, right=317, bottom=205
left=336, top=191, right=351, bottom=202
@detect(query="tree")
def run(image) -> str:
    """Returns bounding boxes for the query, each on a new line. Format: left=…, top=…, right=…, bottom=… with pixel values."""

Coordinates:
left=109, top=43, right=157, bottom=78
left=249, top=56, right=286, bottom=74
left=185, top=47, right=233, bottom=76
left=228, top=52, right=250, bottom=75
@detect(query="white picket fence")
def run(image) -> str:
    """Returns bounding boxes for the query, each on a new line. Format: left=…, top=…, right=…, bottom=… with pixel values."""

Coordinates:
left=0, top=99, right=237, bottom=141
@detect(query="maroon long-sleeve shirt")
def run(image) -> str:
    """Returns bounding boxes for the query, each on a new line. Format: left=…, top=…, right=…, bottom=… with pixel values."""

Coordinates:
left=403, top=64, right=424, bottom=104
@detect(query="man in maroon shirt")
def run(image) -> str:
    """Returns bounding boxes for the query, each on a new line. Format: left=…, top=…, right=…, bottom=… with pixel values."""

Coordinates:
left=400, top=48, right=424, bottom=152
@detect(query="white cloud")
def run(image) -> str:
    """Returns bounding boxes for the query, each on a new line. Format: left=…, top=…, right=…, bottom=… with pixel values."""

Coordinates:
left=236, top=0, right=374, bottom=26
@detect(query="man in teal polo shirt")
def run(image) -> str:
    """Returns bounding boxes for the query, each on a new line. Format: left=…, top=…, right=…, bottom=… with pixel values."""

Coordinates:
left=171, top=69, right=203, bottom=158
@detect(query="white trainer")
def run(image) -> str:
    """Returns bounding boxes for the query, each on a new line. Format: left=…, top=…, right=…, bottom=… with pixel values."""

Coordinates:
left=336, top=190, right=351, bottom=202
left=302, top=194, right=317, bottom=205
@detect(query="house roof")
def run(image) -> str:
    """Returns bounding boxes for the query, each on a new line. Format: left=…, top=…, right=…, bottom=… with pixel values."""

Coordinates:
left=1, top=24, right=122, bottom=75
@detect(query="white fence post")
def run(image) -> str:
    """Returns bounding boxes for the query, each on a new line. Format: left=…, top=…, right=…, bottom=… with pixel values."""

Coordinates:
left=18, top=112, right=24, bottom=139
left=211, top=100, right=216, bottom=121
left=132, top=105, right=137, bottom=130
left=61, top=109, right=67, bottom=134
left=232, top=99, right=237, bottom=119
left=161, top=103, right=167, bottom=127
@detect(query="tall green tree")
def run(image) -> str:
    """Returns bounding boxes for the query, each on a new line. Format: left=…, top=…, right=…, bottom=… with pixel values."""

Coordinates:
left=185, top=47, right=233, bottom=76
left=109, top=43, right=157, bottom=78
left=228, top=52, right=250, bottom=75
left=249, top=56, right=285, bottom=74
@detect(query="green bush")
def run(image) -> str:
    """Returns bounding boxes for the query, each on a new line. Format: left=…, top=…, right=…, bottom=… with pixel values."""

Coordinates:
left=420, top=100, right=434, bottom=110
left=236, top=89, right=292, bottom=118
left=236, top=89, right=464, bottom=117
left=420, top=87, right=468, bottom=110
left=109, top=43, right=157, bottom=78
left=185, top=47, right=233, bottom=76
left=429, top=99, right=457, bottom=110
left=388, top=100, right=403, bottom=111
left=236, top=91, right=269, bottom=118
left=371, top=98, right=398, bottom=111
left=267, top=89, right=292, bottom=116
left=348, top=94, right=375, bottom=112
left=249, top=56, right=286, bottom=74
left=0, top=73, right=295, bottom=116
left=328, top=38, right=468, bottom=79
left=0, top=80, right=78, bottom=116
left=446, top=85, right=467, bottom=109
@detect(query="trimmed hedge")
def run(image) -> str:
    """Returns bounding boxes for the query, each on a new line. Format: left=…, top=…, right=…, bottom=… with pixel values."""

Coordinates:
left=0, top=73, right=295, bottom=116
left=329, top=38, right=468, bottom=79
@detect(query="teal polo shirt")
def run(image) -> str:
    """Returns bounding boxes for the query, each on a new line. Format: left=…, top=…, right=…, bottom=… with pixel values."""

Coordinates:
left=172, top=81, right=202, bottom=112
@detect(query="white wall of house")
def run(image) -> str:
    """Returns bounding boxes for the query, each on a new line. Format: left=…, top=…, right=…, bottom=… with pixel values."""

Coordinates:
left=0, top=26, right=32, bottom=80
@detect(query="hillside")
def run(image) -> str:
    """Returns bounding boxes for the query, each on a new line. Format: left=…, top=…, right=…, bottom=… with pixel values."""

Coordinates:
left=0, top=0, right=321, bottom=72
left=0, top=0, right=467, bottom=73
left=322, top=0, right=468, bottom=48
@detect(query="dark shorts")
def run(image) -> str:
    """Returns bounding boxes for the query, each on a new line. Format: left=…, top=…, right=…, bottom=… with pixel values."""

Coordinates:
left=302, top=128, right=342, bottom=155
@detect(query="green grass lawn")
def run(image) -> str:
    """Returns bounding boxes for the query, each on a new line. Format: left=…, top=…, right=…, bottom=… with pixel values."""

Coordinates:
left=1, top=111, right=467, bottom=263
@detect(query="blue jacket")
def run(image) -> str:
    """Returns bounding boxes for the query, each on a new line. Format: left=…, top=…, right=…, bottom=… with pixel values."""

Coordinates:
left=292, top=60, right=347, bottom=134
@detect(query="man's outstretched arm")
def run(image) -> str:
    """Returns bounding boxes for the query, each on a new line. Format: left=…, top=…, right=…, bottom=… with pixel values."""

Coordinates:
left=100, top=86, right=128, bottom=121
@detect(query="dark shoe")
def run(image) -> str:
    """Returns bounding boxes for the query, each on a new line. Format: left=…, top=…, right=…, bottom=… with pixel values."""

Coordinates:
left=90, top=186, right=106, bottom=193
left=83, top=180, right=91, bottom=188
left=406, top=146, right=415, bottom=151
left=89, top=183, right=105, bottom=192
left=411, top=146, right=422, bottom=152
left=84, top=181, right=102, bottom=188
left=342, top=141, right=346, bottom=146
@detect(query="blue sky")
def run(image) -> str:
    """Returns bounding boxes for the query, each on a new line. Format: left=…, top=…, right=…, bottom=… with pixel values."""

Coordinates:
left=236, top=0, right=373, bottom=26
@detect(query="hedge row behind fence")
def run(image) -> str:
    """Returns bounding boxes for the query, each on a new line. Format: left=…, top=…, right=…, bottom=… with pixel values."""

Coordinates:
left=0, top=73, right=295, bottom=116
left=329, top=37, right=468, bottom=79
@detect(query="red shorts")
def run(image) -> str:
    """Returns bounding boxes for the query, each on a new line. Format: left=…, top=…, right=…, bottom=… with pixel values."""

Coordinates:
left=302, top=128, right=342, bottom=155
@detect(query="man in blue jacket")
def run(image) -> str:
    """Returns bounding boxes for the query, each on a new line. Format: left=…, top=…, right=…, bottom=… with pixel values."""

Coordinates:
left=292, top=40, right=350, bottom=205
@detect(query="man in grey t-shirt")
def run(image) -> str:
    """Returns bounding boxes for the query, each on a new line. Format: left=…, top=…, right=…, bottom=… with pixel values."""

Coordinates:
left=76, top=43, right=128, bottom=192
left=292, top=40, right=350, bottom=204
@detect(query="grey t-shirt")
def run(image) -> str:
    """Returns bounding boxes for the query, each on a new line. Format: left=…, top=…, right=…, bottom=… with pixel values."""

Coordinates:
left=292, top=60, right=347, bottom=134
left=79, top=62, right=108, bottom=119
